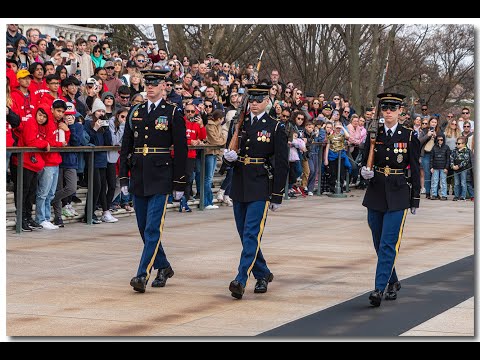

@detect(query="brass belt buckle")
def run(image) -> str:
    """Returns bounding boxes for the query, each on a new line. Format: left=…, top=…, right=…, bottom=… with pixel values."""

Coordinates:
left=143, top=145, right=148, bottom=156
left=384, top=166, right=390, bottom=176
left=244, top=157, right=251, bottom=165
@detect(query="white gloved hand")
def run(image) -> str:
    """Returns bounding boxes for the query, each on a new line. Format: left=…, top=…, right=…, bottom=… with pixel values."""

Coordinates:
left=410, top=207, right=417, bottom=215
left=269, top=203, right=280, bottom=212
left=121, top=186, right=129, bottom=196
left=223, top=149, right=238, bottom=162
left=360, top=166, right=374, bottom=180
left=173, top=190, right=184, bottom=201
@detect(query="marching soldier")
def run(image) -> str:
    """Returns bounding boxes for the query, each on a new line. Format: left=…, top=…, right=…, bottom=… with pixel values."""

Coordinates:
left=360, top=92, right=420, bottom=307
left=119, top=69, right=187, bottom=293
left=223, top=84, right=289, bottom=300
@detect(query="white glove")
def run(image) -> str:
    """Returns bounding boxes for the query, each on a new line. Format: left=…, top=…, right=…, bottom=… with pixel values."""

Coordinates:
left=223, top=149, right=238, bottom=162
left=360, top=166, right=374, bottom=180
left=410, top=207, right=417, bottom=215
left=269, top=203, right=280, bottom=212
left=173, top=190, right=184, bottom=201
left=121, top=186, right=129, bottom=196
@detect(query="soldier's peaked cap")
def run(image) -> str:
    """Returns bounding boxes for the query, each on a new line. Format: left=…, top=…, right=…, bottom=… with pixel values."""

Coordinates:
left=246, top=84, right=271, bottom=96
left=140, top=69, right=169, bottom=80
left=377, top=92, right=406, bottom=104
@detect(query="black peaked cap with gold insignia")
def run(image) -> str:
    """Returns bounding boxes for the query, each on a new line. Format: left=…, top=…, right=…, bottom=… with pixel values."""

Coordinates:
left=377, top=92, right=406, bottom=105
left=246, top=83, right=272, bottom=96
left=140, top=69, right=169, bottom=81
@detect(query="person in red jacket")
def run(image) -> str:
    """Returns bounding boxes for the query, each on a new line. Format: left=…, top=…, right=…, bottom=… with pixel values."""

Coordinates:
left=38, top=74, right=61, bottom=110
left=27, top=62, right=48, bottom=100
left=35, top=100, right=69, bottom=230
left=10, top=69, right=39, bottom=127
left=10, top=106, right=50, bottom=231
left=177, top=102, right=206, bottom=212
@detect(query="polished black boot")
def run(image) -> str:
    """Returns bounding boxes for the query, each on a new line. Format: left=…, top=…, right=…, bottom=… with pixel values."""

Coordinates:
left=384, top=281, right=401, bottom=301
left=130, top=276, right=147, bottom=293
left=368, top=289, right=383, bottom=307
left=254, top=273, right=274, bottom=293
left=229, top=280, right=245, bottom=299
left=151, top=266, right=174, bottom=287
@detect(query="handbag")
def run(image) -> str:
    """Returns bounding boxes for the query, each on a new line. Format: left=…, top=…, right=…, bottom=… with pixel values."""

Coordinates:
left=424, top=137, right=435, bottom=152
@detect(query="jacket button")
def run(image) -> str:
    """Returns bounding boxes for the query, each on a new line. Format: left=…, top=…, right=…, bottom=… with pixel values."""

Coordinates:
left=246, top=139, right=250, bottom=142
left=145, top=127, right=148, bottom=130
left=386, top=157, right=389, bottom=160
left=386, top=148, right=390, bottom=151
left=246, top=147, right=249, bottom=150
left=144, top=144, right=147, bottom=147
left=145, top=135, right=148, bottom=139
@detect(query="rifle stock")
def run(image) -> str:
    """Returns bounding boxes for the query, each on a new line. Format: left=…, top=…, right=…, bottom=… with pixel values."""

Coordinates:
left=228, top=96, right=249, bottom=152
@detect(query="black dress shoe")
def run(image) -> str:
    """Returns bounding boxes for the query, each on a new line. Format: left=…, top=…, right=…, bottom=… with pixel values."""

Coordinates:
left=384, top=281, right=401, bottom=301
left=229, top=280, right=245, bottom=299
left=254, top=273, right=274, bottom=293
left=368, top=289, right=383, bottom=307
left=130, top=276, right=147, bottom=293
left=151, top=266, right=174, bottom=287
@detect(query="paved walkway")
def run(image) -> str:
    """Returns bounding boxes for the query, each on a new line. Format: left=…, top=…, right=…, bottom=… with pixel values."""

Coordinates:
left=6, top=190, right=474, bottom=337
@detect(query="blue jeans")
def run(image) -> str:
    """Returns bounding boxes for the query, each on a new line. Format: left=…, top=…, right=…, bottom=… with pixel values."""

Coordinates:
left=307, top=154, right=319, bottom=193
left=421, top=153, right=432, bottom=193
left=204, top=154, right=217, bottom=206
left=133, top=194, right=170, bottom=279
left=233, top=200, right=271, bottom=286
left=454, top=171, right=467, bottom=199
left=35, top=166, right=59, bottom=223
left=367, top=208, right=408, bottom=291
left=430, top=169, right=447, bottom=197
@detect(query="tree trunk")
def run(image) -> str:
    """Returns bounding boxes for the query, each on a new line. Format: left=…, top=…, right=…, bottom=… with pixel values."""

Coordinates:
left=153, top=24, right=167, bottom=50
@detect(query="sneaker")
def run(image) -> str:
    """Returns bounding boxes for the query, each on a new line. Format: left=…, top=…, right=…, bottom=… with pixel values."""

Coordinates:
left=27, top=218, right=43, bottom=230
left=62, top=206, right=74, bottom=217
left=21, top=220, right=33, bottom=232
left=224, top=195, right=233, bottom=207
left=452, top=197, right=458, bottom=201
left=459, top=197, right=466, bottom=201
left=430, top=195, right=438, bottom=200
left=205, top=205, right=219, bottom=210
left=307, top=191, right=314, bottom=196
left=71, top=195, right=82, bottom=204
left=40, top=221, right=59, bottom=230
left=440, top=196, right=448, bottom=201
left=53, top=217, right=65, bottom=228
left=471, top=197, right=474, bottom=202
left=124, top=204, right=134, bottom=212
left=101, top=210, right=118, bottom=223
left=217, top=189, right=225, bottom=202
left=67, top=204, right=79, bottom=216
left=420, top=187, right=426, bottom=194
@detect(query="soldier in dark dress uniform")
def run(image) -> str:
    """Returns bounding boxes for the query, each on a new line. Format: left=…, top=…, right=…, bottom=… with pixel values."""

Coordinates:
left=360, top=92, right=420, bottom=307
left=119, top=69, right=188, bottom=293
left=223, top=84, right=289, bottom=300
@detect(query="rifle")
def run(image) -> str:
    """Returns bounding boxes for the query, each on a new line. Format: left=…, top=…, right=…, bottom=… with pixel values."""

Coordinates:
left=366, top=48, right=390, bottom=170
left=254, top=50, right=264, bottom=80
left=228, top=94, right=249, bottom=153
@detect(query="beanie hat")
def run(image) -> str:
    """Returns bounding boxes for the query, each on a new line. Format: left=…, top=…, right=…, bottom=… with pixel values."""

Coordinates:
left=101, top=91, right=115, bottom=102
left=91, top=98, right=106, bottom=113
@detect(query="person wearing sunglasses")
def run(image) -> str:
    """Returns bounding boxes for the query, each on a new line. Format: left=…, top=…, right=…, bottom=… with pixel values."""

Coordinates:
left=360, top=92, right=421, bottom=308
left=119, top=69, right=188, bottom=294
left=223, top=84, right=288, bottom=300
left=450, top=136, right=472, bottom=201
left=458, top=107, right=474, bottom=132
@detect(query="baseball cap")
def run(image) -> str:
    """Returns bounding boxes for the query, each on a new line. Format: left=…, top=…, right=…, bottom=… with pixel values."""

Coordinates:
left=16, top=69, right=33, bottom=80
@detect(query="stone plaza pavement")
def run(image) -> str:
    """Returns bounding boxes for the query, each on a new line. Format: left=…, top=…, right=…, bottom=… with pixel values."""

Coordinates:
left=6, top=189, right=475, bottom=337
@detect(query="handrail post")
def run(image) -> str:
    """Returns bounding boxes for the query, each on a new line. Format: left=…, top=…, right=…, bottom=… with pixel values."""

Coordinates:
left=86, top=149, right=95, bottom=224
left=328, top=149, right=347, bottom=198
left=15, top=154, right=24, bottom=234
left=199, top=147, right=205, bottom=211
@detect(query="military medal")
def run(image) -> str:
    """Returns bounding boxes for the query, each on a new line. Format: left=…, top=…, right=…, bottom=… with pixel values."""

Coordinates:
left=394, top=143, right=398, bottom=153
left=134, top=131, right=138, bottom=138
left=133, top=110, right=138, bottom=117
left=262, top=119, right=266, bottom=123
left=397, top=154, right=403, bottom=163
left=261, top=135, right=265, bottom=142
left=266, top=132, right=271, bottom=143
left=164, top=126, right=168, bottom=130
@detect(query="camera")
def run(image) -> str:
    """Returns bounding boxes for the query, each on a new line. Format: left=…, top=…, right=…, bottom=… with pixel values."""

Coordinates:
left=60, top=52, right=69, bottom=58
left=21, top=46, right=29, bottom=53
left=429, top=126, right=434, bottom=132
left=100, top=120, right=110, bottom=127
left=104, top=32, right=113, bottom=37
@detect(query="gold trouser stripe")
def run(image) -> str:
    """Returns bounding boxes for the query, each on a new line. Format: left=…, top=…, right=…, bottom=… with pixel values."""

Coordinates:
left=145, top=198, right=168, bottom=281
left=389, top=209, right=408, bottom=278
left=246, top=201, right=270, bottom=286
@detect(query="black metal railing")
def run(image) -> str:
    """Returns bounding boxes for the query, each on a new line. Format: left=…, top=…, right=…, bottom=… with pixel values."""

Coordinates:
left=7, top=145, right=223, bottom=234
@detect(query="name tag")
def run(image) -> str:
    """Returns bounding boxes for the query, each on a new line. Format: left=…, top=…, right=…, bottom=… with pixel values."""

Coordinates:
left=131, top=117, right=143, bottom=121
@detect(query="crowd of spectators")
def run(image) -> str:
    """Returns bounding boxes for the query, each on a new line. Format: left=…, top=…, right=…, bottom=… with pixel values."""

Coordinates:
left=6, top=24, right=475, bottom=231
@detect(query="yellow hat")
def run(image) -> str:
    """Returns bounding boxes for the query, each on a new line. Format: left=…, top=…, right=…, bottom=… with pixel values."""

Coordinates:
left=16, top=69, right=33, bottom=80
